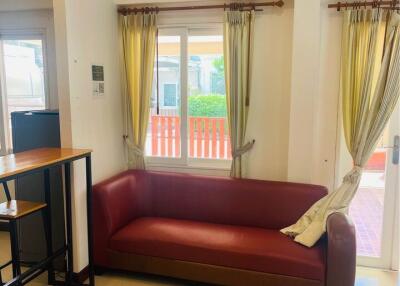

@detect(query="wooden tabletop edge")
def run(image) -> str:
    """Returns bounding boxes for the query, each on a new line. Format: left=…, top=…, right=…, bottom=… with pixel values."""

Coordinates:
left=0, top=148, right=93, bottom=180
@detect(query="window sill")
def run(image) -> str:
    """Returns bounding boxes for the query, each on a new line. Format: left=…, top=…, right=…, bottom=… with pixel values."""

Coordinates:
left=145, top=159, right=231, bottom=176
left=146, top=163, right=230, bottom=171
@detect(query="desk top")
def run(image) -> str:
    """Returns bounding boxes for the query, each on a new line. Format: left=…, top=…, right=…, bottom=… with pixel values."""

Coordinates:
left=0, top=148, right=92, bottom=180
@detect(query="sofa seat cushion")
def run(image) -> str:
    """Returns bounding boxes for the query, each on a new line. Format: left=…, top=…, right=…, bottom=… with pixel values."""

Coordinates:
left=109, top=217, right=326, bottom=281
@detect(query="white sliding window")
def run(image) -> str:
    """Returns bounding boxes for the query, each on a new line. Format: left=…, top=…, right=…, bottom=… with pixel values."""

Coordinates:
left=145, top=25, right=231, bottom=169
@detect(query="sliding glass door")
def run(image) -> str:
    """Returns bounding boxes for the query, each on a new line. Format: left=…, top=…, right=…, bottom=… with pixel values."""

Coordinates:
left=350, top=106, right=399, bottom=269
left=0, top=35, right=47, bottom=154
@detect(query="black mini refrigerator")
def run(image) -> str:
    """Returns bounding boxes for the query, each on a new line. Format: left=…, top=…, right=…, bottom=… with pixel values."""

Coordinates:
left=11, top=110, right=65, bottom=268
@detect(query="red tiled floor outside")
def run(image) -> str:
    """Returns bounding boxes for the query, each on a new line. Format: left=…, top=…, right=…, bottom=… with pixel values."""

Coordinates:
left=350, top=172, right=385, bottom=258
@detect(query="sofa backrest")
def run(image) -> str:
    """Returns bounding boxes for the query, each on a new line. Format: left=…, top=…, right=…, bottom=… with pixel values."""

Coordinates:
left=93, top=170, right=152, bottom=235
left=144, top=170, right=327, bottom=229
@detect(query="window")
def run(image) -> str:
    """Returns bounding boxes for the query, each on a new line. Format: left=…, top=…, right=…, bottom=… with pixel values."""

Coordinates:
left=146, top=27, right=231, bottom=168
left=0, top=37, right=47, bottom=155
left=163, top=83, right=177, bottom=107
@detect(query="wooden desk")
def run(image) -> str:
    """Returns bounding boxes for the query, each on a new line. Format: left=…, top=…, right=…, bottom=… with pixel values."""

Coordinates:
left=0, top=148, right=95, bottom=286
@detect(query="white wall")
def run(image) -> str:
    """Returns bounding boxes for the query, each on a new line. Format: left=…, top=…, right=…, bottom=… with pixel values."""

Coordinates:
left=244, top=2, right=293, bottom=181
left=287, top=0, right=321, bottom=184
left=53, top=0, right=126, bottom=272
left=284, top=1, right=348, bottom=191
left=314, top=1, right=345, bottom=190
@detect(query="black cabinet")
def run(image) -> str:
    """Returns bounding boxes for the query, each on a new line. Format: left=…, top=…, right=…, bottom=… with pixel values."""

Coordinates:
left=11, top=110, right=65, bottom=268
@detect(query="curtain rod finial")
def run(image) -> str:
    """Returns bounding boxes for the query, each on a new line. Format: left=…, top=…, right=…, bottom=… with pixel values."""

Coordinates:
left=276, top=0, right=284, bottom=7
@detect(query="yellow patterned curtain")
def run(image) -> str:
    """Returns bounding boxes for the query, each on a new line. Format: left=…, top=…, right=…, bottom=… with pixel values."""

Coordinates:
left=281, top=10, right=400, bottom=247
left=119, top=13, right=157, bottom=169
left=223, top=10, right=255, bottom=178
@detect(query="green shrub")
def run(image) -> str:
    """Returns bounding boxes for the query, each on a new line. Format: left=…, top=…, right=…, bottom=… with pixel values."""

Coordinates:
left=188, top=94, right=227, bottom=118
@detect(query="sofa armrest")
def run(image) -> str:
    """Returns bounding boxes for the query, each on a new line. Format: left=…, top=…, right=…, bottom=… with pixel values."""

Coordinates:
left=93, top=170, right=150, bottom=266
left=326, top=212, right=356, bottom=286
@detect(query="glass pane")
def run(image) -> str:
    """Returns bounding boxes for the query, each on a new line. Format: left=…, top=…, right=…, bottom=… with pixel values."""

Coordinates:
left=187, top=34, right=230, bottom=160
left=350, top=131, right=389, bottom=257
left=163, top=83, right=177, bottom=107
left=145, top=35, right=181, bottom=158
left=2, top=39, right=46, bottom=148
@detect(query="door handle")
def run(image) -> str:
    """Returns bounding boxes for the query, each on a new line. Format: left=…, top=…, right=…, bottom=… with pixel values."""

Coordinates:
left=392, top=135, right=399, bottom=165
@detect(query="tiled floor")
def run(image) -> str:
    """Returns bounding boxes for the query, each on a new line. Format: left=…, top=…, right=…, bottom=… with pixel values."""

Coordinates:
left=0, top=231, right=398, bottom=285
left=350, top=172, right=385, bottom=257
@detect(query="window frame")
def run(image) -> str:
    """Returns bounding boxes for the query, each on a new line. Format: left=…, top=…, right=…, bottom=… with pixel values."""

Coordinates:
left=0, top=30, right=50, bottom=155
left=146, top=27, right=188, bottom=167
left=145, top=25, right=231, bottom=170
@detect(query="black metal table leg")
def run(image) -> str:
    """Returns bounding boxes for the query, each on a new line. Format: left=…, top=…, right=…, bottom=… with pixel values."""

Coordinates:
left=85, top=156, right=95, bottom=286
left=64, top=162, right=73, bottom=285
left=0, top=150, right=93, bottom=286
left=9, top=220, right=21, bottom=283
left=43, top=169, right=55, bottom=285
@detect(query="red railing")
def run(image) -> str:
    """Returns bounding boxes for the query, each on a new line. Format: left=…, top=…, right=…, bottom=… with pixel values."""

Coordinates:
left=150, top=115, right=232, bottom=159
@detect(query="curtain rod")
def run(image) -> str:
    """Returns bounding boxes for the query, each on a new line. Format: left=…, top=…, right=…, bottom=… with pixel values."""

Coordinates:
left=328, top=1, right=399, bottom=11
left=118, top=1, right=284, bottom=15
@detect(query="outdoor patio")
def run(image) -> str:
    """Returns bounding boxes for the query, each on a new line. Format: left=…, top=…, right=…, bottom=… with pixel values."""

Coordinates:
left=350, top=171, right=385, bottom=257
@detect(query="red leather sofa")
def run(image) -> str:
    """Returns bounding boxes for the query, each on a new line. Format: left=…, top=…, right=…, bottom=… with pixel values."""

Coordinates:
left=93, top=170, right=356, bottom=286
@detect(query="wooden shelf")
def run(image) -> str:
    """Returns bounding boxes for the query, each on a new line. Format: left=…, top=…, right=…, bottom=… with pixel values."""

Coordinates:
left=0, top=148, right=92, bottom=180
left=0, top=200, right=47, bottom=219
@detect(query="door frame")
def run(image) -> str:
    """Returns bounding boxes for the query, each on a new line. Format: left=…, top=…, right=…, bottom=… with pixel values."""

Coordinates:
left=355, top=104, right=400, bottom=269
